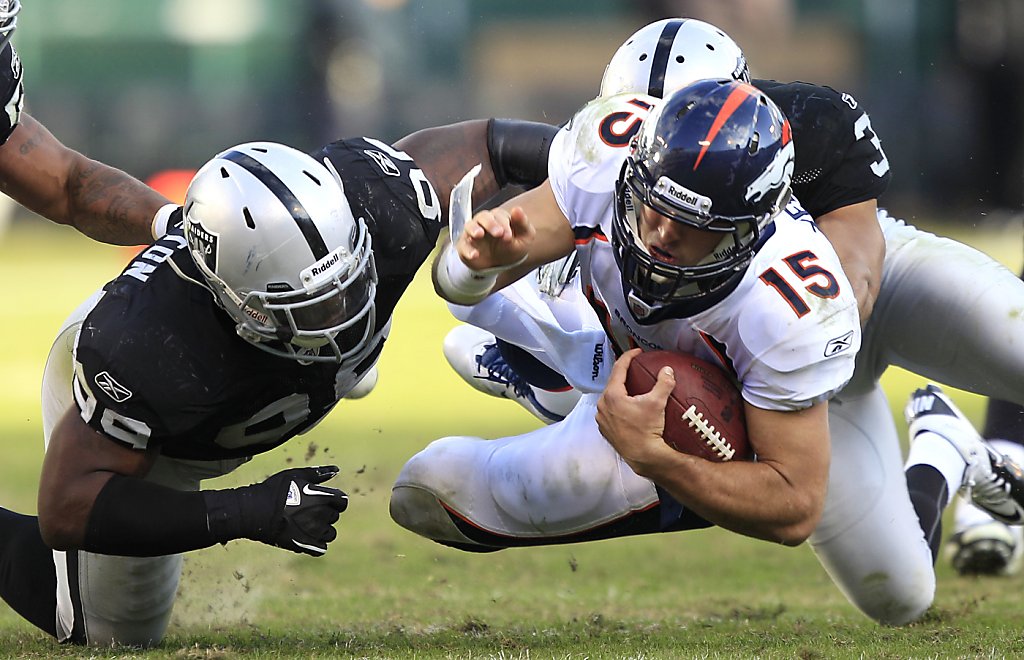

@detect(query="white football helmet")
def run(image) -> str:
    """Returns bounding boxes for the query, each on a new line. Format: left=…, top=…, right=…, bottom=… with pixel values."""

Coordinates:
left=600, top=18, right=749, bottom=98
left=184, top=142, right=377, bottom=364
left=0, top=0, right=19, bottom=52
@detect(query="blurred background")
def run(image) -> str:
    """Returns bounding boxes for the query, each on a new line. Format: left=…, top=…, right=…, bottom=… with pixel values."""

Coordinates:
left=6, top=0, right=1023, bottom=225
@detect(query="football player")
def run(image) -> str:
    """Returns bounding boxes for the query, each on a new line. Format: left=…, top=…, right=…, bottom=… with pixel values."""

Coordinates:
left=392, top=80, right=1024, bottom=626
left=0, top=1, right=173, bottom=246
left=0, top=113, right=552, bottom=645
left=440, top=18, right=1024, bottom=578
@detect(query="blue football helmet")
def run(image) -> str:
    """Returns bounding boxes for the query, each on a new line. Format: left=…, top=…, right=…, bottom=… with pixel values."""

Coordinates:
left=612, top=78, right=794, bottom=309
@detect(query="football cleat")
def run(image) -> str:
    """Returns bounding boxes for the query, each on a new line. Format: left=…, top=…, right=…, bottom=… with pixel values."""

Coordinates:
left=905, top=384, right=1024, bottom=525
left=946, top=521, right=1024, bottom=576
left=443, top=325, right=566, bottom=424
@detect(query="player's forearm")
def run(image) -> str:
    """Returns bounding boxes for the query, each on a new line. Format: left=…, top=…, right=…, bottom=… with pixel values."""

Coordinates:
left=36, top=467, right=217, bottom=556
left=60, top=154, right=169, bottom=246
left=0, top=114, right=168, bottom=245
left=632, top=453, right=823, bottom=545
left=816, top=200, right=884, bottom=324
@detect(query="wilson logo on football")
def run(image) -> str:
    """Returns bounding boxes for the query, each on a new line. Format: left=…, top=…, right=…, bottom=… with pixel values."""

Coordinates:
left=94, top=371, right=133, bottom=403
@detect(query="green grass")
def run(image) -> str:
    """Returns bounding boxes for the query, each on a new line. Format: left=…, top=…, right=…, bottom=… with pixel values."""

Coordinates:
left=0, top=218, right=1022, bottom=658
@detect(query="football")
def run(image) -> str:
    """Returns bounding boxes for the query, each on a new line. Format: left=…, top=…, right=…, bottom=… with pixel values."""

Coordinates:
left=624, top=350, right=751, bottom=462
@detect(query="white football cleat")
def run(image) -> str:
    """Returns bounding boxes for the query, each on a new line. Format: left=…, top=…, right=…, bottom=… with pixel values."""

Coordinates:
left=905, top=384, right=1024, bottom=525
left=442, top=325, right=571, bottom=424
left=945, top=521, right=1024, bottom=576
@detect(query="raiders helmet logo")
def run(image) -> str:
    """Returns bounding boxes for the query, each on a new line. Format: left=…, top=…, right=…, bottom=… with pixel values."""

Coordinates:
left=186, top=219, right=219, bottom=273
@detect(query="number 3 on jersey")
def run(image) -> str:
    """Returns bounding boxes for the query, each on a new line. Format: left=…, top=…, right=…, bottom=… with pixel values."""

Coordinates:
left=759, top=250, right=840, bottom=317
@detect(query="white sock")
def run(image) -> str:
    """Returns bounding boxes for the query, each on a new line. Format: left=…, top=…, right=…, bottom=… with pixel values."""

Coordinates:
left=905, top=431, right=967, bottom=507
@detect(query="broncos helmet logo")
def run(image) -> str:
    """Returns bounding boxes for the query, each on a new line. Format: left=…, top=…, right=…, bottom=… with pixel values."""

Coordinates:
left=745, top=130, right=794, bottom=206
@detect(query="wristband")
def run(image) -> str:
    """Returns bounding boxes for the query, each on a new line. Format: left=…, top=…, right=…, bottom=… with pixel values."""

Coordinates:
left=436, top=241, right=520, bottom=306
left=150, top=203, right=178, bottom=240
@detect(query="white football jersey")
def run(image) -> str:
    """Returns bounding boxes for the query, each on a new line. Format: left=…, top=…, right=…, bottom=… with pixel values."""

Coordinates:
left=548, top=93, right=861, bottom=411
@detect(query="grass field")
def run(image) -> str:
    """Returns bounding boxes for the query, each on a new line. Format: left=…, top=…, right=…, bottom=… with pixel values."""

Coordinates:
left=0, top=218, right=1022, bottom=659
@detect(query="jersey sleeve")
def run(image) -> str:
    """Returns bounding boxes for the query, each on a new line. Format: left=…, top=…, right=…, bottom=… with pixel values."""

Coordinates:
left=312, top=137, right=442, bottom=318
left=756, top=80, right=890, bottom=218
left=0, top=45, right=24, bottom=144
left=548, top=93, right=658, bottom=230
left=727, top=220, right=861, bottom=410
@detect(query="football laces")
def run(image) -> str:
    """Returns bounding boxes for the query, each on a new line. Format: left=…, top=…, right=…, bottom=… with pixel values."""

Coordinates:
left=682, top=405, right=736, bottom=461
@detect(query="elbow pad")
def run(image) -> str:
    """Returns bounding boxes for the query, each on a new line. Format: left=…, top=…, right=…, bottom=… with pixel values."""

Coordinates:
left=487, top=118, right=558, bottom=189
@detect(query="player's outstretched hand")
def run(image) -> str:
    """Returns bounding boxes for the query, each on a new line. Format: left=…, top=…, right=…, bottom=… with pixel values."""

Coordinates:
left=456, top=206, right=534, bottom=271
left=250, top=465, right=349, bottom=557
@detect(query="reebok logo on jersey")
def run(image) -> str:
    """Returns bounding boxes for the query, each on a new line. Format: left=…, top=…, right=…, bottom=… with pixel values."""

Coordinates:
left=94, top=371, right=133, bottom=403
left=364, top=150, right=400, bottom=177
left=824, top=330, right=855, bottom=357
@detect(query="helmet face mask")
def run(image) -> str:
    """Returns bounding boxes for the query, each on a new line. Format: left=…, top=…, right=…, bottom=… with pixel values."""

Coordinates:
left=611, top=79, right=794, bottom=309
left=184, top=142, right=378, bottom=364
left=600, top=18, right=749, bottom=99
left=0, top=0, right=18, bottom=53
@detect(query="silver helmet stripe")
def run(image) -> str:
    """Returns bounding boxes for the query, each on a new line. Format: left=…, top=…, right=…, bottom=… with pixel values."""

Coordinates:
left=220, top=150, right=330, bottom=260
left=648, top=19, right=686, bottom=98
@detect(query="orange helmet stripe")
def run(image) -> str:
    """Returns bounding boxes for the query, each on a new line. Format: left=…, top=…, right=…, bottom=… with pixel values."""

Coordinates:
left=693, top=83, right=759, bottom=170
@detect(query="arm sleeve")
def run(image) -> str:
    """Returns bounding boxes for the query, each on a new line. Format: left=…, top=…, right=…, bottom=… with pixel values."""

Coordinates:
left=486, top=118, right=559, bottom=188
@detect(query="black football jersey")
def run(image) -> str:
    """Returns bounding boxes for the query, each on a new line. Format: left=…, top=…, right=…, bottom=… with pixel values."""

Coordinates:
left=0, top=45, right=23, bottom=144
left=72, top=137, right=442, bottom=461
left=753, top=80, right=891, bottom=218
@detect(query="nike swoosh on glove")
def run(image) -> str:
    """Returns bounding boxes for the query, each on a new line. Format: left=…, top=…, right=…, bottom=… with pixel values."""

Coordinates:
left=259, top=465, right=349, bottom=556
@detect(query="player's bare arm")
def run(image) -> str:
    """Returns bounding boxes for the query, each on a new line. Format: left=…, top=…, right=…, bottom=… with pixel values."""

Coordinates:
left=433, top=180, right=575, bottom=304
left=598, top=349, right=830, bottom=546
left=397, top=118, right=560, bottom=227
left=37, top=407, right=156, bottom=550
left=37, top=403, right=346, bottom=558
left=0, top=113, right=170, bottom=245
left=395, top=119, right=499, bottom=223
left=816, top=199, right=885, bottom=323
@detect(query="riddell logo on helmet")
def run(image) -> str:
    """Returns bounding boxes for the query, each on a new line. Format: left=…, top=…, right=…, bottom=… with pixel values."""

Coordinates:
left=310, top=252, right=341, bottom=278
left=655, top=177, right=711, bottom=215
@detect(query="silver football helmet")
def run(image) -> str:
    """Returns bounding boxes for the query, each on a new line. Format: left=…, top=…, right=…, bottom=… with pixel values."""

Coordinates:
left=600, top=18, right=749, bottom=98
left=0, top=0, right=19, bottom=52
left=183, top=142, right=377, bottom=364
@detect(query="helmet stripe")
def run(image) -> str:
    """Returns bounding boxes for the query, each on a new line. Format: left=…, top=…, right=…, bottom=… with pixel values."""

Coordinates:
left=647, top=19, right=685, bottom=98
left=693, top=84, right=758, bottom=170
left=221, top=150, right=330, bottom=260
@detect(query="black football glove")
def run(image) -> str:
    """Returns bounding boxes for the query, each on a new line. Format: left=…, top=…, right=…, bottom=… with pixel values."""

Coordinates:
left=205, top=465, right=349, bottom=557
